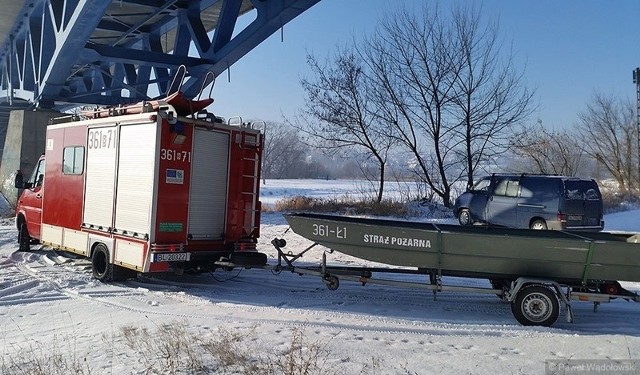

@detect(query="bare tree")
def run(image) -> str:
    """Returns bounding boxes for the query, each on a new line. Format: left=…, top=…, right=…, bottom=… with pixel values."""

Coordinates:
left=261, top=122, right=307, bottom=181
left=510, top=122, right=585, bottom=176
left=296, top=50, right=395, bottom=202
left=362, top=5, right=461, bottom=207
left=450, top=5, right=534, bottom=189
left=362, top=4, right=530, bottom=206
left=577, top=93, right=637, bottom=191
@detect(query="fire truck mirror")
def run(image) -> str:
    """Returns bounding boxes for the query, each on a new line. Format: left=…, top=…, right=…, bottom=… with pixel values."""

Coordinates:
left=14, top=170, right=24, bottom=189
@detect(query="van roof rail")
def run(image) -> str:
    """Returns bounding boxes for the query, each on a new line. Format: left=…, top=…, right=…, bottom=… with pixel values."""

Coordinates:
left=490, top=172, right=561, bottom=178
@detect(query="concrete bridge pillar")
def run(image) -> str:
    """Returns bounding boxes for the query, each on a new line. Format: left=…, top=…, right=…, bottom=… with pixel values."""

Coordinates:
left=0, top=109, right=60, bottom=207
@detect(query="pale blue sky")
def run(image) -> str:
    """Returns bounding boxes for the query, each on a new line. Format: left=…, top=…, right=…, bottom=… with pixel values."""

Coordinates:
left=210, top=0, right=640, bottom=130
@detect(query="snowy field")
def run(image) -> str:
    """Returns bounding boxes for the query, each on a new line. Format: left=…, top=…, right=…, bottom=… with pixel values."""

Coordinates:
left=259, top=178, right=426, bottom=208
left=2, top=179, right=640, bottom=374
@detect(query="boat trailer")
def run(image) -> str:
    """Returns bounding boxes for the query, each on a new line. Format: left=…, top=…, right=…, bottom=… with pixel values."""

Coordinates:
left=214, top=238, right=640, bottom=327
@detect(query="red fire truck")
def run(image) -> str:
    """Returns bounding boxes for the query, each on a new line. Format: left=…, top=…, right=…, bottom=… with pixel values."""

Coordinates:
left=14, top=92, right=267, bottom=281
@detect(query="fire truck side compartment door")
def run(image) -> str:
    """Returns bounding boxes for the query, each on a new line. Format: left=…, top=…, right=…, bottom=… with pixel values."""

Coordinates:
left=114, top=122, right=158, bottom=238
left=83, top=126, right=118, bottom=230
left=188, top=129, right=229, bottom=239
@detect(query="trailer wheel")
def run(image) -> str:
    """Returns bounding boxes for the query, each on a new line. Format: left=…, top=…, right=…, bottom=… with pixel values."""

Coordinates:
left=458, top=209, right=473, bottom=226
left=511, top=285, right=559, bottom=326
left=18, top=221, right=31, bottom=252
left=92, top=244, right=114, bottom=282
left=323, top=275, right=339, bottom=291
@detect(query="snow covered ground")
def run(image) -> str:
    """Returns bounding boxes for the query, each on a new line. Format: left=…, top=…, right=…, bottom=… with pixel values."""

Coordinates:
left=2, top=179, right=640, bottom=374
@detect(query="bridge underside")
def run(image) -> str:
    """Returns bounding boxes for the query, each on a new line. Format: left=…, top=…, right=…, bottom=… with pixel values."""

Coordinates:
left=0, top=0, right=320, bottom=108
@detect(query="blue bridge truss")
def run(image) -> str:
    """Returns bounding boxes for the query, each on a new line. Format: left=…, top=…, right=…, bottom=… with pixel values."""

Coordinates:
left=0, top=0, right=320, bottom=108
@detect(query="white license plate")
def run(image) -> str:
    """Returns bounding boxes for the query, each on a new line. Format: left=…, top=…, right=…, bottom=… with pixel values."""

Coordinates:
left=568, top=215, right=582, bottom=221
left=153, top=253, right=191, bottom=262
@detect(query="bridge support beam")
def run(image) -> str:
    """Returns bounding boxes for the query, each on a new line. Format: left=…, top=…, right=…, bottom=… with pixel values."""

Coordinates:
left=0, top=109, right=60, bottom=206
left=0, top=0, right=321, bottom=106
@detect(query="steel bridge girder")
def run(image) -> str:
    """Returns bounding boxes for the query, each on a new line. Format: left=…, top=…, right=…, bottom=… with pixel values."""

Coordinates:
left=0, top=0, right=322, bottom=107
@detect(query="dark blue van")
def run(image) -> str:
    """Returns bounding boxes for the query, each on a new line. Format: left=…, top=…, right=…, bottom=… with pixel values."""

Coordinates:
left=453, top=174, right=604, bottom=231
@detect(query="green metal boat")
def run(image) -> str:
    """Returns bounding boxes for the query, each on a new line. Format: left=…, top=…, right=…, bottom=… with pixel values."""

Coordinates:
left=284, top=213, right=640, bottom=285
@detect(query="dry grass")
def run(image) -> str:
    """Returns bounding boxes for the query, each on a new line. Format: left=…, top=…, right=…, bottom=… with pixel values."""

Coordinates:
left=274, top=195, right=411, bottom=217
left=3, top=320, right=377, bottom=375
left=117, top=321, right=347, bottom=375
left=119, top=322, right=205, bottom=374
left=1, top=334, right=92, bottom=375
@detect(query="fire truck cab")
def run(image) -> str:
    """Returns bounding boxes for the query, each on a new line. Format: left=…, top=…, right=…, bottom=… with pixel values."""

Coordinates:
left=15, top=92, right=266, bottom=281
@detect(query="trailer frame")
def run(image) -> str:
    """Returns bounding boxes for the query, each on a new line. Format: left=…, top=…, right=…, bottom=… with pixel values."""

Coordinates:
left=216, top=237, right=640, bottom=327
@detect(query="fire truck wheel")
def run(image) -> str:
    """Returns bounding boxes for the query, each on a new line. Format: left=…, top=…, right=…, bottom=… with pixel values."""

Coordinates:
left=92, top=244, right=114, bottom=282
left=18, top=221, right=31, bottom=252
left=230, top=252, right=268, bottom=267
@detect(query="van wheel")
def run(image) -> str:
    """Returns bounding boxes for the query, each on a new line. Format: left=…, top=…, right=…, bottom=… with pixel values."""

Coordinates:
left=530, top=220, right=547, bottom=230
left=458, top=209, right=473, bottom=226
left=92, top=244, right=114, bottom=282
left=18, top=221, right=31, bottom=252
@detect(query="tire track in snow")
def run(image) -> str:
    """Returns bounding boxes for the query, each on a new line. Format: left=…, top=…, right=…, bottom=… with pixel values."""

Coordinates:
left=126, top=274, right=542, bottom=340
left=1, top=244, right=558, bottom=340
left=0, top=250, right=70, bottom=306
left=2, top=249, right=539, bottom=339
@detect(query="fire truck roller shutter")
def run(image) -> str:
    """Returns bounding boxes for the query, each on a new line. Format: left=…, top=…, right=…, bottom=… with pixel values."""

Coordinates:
left=114, top=123, right=158, bottom=237
left=83, top=126, right=118, bottom=230
left=188, top=129, right=230, bottom=239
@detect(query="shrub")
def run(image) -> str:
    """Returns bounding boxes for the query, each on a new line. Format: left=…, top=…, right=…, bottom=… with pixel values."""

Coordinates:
left=600, top=189, right=640, bottom=213
left=274, top=195, right=412, bottom=217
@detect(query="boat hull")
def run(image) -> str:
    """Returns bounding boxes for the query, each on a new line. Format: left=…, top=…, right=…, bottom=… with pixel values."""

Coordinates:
left=284, top=213, right=640, bottom=284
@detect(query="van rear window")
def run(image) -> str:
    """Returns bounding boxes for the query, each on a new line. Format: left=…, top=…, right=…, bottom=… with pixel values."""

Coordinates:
left=564, top=180, right=600, bottom=201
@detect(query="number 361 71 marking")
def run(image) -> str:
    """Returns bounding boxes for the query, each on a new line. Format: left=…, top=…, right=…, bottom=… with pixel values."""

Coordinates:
left=88, top=129, right=116, bottom=149
left=160, top=149, right=191, bottom=163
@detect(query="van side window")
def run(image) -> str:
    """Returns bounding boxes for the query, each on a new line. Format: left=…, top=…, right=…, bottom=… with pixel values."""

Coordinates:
left=506, top=180, right=520, bottom=197
left=63, top=146, right=85, bottom=175
left=493, top=179, right=508, bottom=196
left=471, top=178, right=490, bottom=192
left=493, top=178, right=519, bottom=197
